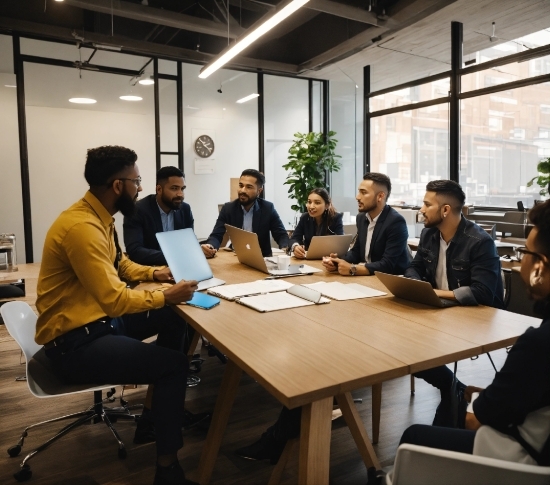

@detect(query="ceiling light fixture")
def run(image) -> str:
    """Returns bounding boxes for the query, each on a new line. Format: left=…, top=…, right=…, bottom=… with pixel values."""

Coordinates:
left=199, top=0, right=310, bottom=79
left=120, top=95, right=143, bottom=101
left=236, top=93, right=260, bottom=104
left=138, top=75, right=155, bottom=85
left=69, top=97, right=97, bottom=104
left=5, top=84, right=16, bottom=88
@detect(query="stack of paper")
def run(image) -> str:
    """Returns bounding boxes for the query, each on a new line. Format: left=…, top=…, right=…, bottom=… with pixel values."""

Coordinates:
left=236, top=285, right=330, bottom=312
left=302, top=282, right=386, bottom=301
left=207, top=279, right=293, bottom=300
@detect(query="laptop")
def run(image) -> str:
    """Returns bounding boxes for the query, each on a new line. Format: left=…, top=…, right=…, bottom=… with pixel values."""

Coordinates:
left=156, top=229, right=225, bottom=291
left=375, top=271, right=459, bottom=308
left=224, top=224, right=320, bottom=276
left=305, top=234, right=354, bottom=260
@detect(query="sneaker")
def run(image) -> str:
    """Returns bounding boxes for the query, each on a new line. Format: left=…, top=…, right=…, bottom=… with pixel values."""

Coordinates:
left=153, top=461, right=198, bottom=485
left=134, top=412, right=156, bottom=444
left=235, top=431, right=285, bottom=465
left=182, top=410, right=211, bottom=431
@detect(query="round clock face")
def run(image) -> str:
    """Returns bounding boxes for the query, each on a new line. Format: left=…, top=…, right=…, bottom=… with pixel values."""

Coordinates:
left=194, top=135, right=215, bottom=158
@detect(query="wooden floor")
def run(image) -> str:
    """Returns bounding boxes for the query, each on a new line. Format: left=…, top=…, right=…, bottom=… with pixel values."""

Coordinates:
left=0, top=323, right=509, bottom=485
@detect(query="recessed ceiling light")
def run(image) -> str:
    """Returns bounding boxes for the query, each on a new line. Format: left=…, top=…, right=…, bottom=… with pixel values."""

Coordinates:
left=138, top=76, right=155, bottom=85
left=236, top=93, right=259, bottom=104
left=185, top=105, right=199, bottom=110
left=54, top=0, right=64, bottom=2
left=69, top=97, right=97, bottom=104
left=120, top=95, right=143, bottom=101
left=4, top=84, right=16, bottom=88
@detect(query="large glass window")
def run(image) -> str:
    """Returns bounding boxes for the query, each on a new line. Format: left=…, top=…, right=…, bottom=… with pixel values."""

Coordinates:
left=370, top=78, right=450, bottom=111
left=371, top=103, right=449, bottom=206
left=459, top=82, right=550, bottom=208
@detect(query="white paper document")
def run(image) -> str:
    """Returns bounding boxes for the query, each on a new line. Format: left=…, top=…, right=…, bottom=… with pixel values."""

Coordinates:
left=268, top=263, right=321, bottom=276
left=207, top=279, right=294, bottom=301
left=237, top=291, right=330, bottom=313
left=302, top=281, right=386, bottom=301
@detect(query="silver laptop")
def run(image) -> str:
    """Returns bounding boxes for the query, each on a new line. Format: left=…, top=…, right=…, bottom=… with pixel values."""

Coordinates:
left=156, top=229, right=225, bottom=291
left=305, top=234, right=354, bottom=260
left=375, top=271, right=458, bottom=308
left=225, top=224, right=309, bottom=276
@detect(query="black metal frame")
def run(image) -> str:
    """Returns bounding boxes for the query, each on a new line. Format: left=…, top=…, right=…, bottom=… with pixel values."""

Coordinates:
left=449, top=21, right=462, bottom=182
left=257, top=72, right=265, bottom=178
left=364, top=65, right=370, bottom=174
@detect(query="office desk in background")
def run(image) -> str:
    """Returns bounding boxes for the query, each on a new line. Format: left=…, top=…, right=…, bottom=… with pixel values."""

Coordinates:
left=172, top=252, right=538, bottom=485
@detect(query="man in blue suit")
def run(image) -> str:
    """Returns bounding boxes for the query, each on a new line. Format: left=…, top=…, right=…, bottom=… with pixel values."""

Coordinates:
left=123, top=166, right=194, bottom=266
left=201, top=169, right=289, bottom=257
left=323, top=172, right=410, bottom=276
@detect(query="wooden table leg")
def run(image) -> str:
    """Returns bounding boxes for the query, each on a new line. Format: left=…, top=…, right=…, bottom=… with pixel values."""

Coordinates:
left=336, top=392, right=381, bottom=470
left=298, top=396, right=332, bottom=485
left=197, top=359, right=242, bottom=485
left=268, top=438, right=298, bottom=485
left=371, top=383, right=382, bottom=444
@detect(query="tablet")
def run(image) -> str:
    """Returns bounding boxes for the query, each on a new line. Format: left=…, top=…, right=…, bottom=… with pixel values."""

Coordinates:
left=186, top=292, right=220, bottom=310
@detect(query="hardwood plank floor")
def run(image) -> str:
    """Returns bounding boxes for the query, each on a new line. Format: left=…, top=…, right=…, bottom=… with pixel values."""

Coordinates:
left=0, top=325, right=509, bottom=485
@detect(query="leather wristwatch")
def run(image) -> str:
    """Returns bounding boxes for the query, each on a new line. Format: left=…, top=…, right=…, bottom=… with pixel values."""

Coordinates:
left=349, top=264, right=357, bottom=276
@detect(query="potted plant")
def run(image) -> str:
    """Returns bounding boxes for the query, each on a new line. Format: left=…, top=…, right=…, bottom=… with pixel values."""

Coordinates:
left=527, top=156, right=550, bottom=196
left=283, top=131, right=342, bottom=213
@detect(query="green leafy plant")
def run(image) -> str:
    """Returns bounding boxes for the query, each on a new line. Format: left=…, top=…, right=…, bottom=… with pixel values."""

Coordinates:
left=283, top=131, right=342, bottom=212
left=527, top=157, right=550, bottom=196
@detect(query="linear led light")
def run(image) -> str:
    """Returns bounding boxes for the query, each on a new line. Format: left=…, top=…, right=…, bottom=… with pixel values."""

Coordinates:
left=120, top=95, right=143, bottom=101
left=199, top=0, right=310, bottom=79
left=69, top=97, right=97, bottom=104
left=236, top=93, right=259, bottom=103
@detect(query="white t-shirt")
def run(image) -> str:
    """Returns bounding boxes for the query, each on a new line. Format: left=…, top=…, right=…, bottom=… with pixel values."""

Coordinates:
left=365, top=212, right=380, bottom=264
left=435, top=234, right=449, bottom=291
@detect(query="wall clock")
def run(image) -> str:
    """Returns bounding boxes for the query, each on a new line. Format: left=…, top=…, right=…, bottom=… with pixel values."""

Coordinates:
left=194, top=134, right=215, bottom=158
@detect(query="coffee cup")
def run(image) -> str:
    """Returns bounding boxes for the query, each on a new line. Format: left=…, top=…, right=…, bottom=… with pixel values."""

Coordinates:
left=277, top=255, right=291, bottom=270
left=343, top=211, right=351, bottom=223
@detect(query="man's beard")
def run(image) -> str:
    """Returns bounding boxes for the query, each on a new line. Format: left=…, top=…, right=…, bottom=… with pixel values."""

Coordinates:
left=358, top=200, right=377, bottom=213
left=238, top=193, right=257, bottom=207
left=115, top=188, right=137, bottom=217
left=161, top=192, right=183, bottom=211
left=424, top=213, right=443, bottom=228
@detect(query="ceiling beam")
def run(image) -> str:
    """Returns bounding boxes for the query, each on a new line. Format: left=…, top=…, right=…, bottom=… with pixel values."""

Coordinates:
left=0, top=16, right=299, bottom=75
left=228, top=0, right=271, bottom=13
left=306, top=0, right=378, bottom=26
left=62, top=0, right=245, bottom=39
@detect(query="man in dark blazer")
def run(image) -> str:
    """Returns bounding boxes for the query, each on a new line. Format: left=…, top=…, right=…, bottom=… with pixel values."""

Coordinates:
left=123, top=166, right=194, bottom=266
left=201, top=169, right=289, bottom=258
left=323, top=172, right=410, bottom=276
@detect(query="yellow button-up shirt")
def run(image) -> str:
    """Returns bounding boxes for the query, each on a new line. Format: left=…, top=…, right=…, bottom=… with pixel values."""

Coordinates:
left=36, top=191, right=166, bottom=344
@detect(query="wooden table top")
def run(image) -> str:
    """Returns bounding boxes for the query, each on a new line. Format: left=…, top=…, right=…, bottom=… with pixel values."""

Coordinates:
left=0, top=262, right=41, bottom=283
left=173, top=251, right=538, bottom=409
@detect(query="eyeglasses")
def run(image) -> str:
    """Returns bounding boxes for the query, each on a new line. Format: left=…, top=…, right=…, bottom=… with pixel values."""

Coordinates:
left=117, top=176, right=142, bottom=187
left=515, top=246, right=547, bottom=262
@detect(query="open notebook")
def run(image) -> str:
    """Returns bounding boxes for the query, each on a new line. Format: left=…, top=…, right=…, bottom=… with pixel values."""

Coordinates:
left=236, top=285, right=330, bottom=312
left=301, top=282, right=386, bottom=301
left=207, top=279, right=294, bottom=301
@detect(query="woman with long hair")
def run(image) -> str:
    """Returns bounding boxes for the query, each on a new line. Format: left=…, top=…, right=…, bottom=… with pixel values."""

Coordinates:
left=289, top=188, right=344, bottom=258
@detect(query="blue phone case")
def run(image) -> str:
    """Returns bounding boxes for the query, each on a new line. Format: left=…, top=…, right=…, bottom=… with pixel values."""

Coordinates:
left=186, top=292, right=220, bottom=310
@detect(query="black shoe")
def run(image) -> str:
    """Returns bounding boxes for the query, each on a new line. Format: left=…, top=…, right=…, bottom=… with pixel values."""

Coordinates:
left=134, top=413, right=156, bottom=444
left=153, top=461, right=198, bottom=485
left=182, top=409, right=211, bottom=431
left=235, top=431, right=285, bottom=465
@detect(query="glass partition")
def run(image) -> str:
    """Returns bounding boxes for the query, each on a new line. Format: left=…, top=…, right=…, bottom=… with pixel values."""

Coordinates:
left=370, top=78, right=450, bottom=112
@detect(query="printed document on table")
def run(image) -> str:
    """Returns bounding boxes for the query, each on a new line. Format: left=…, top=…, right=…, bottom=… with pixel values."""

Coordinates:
left=236, top=291, right=329, bottom=312
left=302, top=281, right=386, bottom=300
left=207, top=280, right=294, bottom=300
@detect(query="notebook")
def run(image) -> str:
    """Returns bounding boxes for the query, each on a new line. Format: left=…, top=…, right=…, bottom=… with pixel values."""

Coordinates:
left=207, top=279, right=294, bottom=301
left=224, top=224, right=321, bottom=276
left=301, top=281, right=386, bottom=300
left=156, top=228, right=225, bottom=291
left=235, top=284, right=330, bottom=313
left=305, top=235, right=354, bottom=259
left=375, top=272, right=458, bottom=308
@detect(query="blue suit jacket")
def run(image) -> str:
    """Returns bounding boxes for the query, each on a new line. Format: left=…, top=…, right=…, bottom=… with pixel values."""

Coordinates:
left=289, top=212, right=344, bottom=249
left=205, top=198, right=289, bottom=257
left=344, top=205, right=410, bottom=275
left=123, top=194, right=194, bottom=266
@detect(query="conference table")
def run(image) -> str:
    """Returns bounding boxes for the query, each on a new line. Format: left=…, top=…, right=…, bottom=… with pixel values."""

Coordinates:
left=170, top=251, right=539, bottom=485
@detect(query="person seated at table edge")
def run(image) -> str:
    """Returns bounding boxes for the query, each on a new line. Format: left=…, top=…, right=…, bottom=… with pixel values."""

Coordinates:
left=123, top=166, right=194, bottom=266
left=322, top=172, right=410, bottom=276
left=36, top=145, right=199, bottom=485
left=201, top=169, right=289, bottom=258
left=405, top=179, right=504, bottom=427
left=288, top=187, right=344, bottom=259
left=235, top=173, right=410, bottom=466
left=399, top=199, right=550, bottom=468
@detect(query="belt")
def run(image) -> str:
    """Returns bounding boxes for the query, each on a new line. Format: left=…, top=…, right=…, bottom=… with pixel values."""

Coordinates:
left=43, top=318, right=112, bottom=351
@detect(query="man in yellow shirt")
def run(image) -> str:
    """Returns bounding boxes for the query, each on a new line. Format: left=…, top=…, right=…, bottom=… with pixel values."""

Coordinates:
left=36, top=146, right=198, bottom=485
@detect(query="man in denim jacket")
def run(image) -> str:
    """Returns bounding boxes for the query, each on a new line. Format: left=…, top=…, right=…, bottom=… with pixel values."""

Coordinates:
left=405, top=180, right=504, bottom=425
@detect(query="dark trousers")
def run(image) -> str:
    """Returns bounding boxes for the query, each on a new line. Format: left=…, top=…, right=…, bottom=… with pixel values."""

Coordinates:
left=400, top=424, right=476, bottom=454
left=271, top=406, right=302, bottom=443
left=414, top=365, right=456, bottom=392
left=45, top=306, right=188, bottom=456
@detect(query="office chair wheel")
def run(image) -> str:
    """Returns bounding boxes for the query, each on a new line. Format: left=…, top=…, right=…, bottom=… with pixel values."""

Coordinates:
left=118, top=447, right=127, bottom=459
left=7, top=445, right=21, bottom=457
left=14, top=465, right=32, bottom=482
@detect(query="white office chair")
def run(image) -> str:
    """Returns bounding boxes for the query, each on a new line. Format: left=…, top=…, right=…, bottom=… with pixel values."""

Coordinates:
left=386, top=443, right=550, bottom=485
left=1, top=301, right=140, bottom=482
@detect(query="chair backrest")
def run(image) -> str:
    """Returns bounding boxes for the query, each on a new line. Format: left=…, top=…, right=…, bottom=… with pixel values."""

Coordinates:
left=387, top=443, right=550, bottom=485
left=1, top=301, right=41, bottom=362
